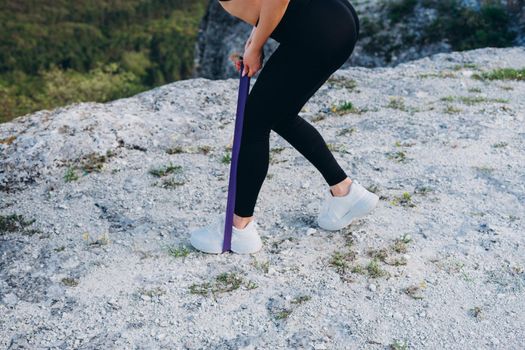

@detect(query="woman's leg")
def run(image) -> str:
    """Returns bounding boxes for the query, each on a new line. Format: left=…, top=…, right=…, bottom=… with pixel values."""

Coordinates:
left=234, top=0, right=359, bottom=218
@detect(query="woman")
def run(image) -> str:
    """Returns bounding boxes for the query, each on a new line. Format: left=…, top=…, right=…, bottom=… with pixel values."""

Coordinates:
left=190, top=0, right=378, bottom=254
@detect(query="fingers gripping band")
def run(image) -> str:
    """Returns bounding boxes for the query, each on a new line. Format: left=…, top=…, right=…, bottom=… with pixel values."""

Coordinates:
left=223, top=60, right=250, bottom=253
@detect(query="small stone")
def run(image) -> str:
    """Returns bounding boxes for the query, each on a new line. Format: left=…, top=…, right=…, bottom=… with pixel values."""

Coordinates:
left=306, top=228, right=316, bottom=235
left=2, top=293, right=18, bottom=307
left=368, top=284, right=377, bottom=292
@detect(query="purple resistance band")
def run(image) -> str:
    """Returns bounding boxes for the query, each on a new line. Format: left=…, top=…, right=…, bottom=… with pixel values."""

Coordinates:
left=223, top=60, right=250, bottom=253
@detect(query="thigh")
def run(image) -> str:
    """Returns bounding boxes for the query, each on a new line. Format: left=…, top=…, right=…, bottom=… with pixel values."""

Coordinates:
left=245, top=42, right=344, bottom=132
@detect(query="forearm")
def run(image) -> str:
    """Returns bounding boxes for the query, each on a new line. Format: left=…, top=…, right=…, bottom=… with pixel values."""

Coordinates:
left=250, top=0, right=290, bottom=50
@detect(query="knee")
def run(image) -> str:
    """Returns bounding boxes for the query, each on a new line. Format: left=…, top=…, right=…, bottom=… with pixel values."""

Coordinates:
left=242, top=94, right=276, bottom=138
left=271, top=113, right=301, bottom=134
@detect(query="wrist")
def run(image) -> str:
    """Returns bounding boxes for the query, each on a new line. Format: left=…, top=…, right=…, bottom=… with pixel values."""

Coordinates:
left=250, top=38, right=265, bottom=51
left=251, top=28, right=268, bottom=50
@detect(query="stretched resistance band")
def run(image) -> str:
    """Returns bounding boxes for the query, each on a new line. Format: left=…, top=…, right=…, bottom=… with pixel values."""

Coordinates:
left=223, top=60, right=250, bottom=253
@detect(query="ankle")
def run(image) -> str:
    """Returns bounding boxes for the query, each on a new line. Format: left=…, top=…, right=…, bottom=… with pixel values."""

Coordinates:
left=330, top=178, right=353, bottom=197
left=233, top=214, right=253, bottom=230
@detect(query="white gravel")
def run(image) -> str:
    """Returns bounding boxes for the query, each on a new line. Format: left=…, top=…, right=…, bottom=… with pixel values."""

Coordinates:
left=1, top=47, right=524, bottom=349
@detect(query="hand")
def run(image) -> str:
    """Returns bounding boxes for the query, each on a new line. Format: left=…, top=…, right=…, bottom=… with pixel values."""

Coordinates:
left=241, top=43, right=264, bottom=77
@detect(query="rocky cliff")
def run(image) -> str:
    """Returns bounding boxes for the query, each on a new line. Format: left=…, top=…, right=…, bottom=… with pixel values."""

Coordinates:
left=1, top=47, right=524, bottom=349
left=194, top=0, right=525, bottom=79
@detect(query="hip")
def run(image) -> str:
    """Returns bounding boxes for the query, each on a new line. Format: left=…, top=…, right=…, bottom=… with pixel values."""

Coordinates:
left=269, top=0, right=359, bottom=46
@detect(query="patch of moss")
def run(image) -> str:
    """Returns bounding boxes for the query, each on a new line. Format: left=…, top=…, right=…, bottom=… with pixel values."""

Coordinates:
left=332, top=101, right=362, bottom=115
left=473, top=67, right=525, bottom=81
left=80, top=152, right=108, bottom=173
left=326, top=143, right=348, bottom=153
left=390, top=339, right=409, bottom=350
left=337, top=127, right=356, bottom=136
left=188, top=271, right=257, bottom=297
left=82, top=232, right=110, bottom=247
left=251, top=257, right=270, bottom=274
left=404, top=281, right=426, bottom=300
left=291, top=295, right=311, bottom=305
left=221, top=153, right=231, bottom=164
left=367, top=257, right=388, bottom=278
left=274, top=308, right=293, bottom=320
left=469, top=306, right=483, bottom=320
left=62, top=277, right=79, bottom=287
left=166, top=244, right=191, bottom=258
left=0, top=213, right=36, bottom=235
left=329, top=250, right=357, bottom=274
left=166, top=145, right=185, bottom=154
left=351, top=264, right=366, bottom=274
left=64, top=166, right=79, bottom=182
left=327, top=76, right=357, bottom=91
left=158, top=177, right=186, bottom=188
left=149, top=162, right=183, bottom=177
left=443, top=105, right=462, bottom=114
left=440, top=95, right=508, bottom=105
left=453, top=63, right=479, bottom=71
left=390, top=191, right=415, bottom=207
left=387, top=97, right=407, bottom=111
left=386, top=150, right=407, bottom=163
left=492, top=141, right=508, bottom=148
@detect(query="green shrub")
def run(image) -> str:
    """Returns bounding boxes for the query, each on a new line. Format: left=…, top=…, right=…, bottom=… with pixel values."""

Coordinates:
left=0, top=0, right=208, bottom=123
left=473, top=67, right=525, bottom=81
left=423, top=0, right=516, bottom=51
left=386, top=0, right=418, bottom=23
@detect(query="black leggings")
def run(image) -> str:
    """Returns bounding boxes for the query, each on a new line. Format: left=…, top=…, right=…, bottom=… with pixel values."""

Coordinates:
left=234, top=0, right=360, bottom=217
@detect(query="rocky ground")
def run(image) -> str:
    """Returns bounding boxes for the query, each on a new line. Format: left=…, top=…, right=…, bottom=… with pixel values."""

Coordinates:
left=1, top=47, right=524, bottom=349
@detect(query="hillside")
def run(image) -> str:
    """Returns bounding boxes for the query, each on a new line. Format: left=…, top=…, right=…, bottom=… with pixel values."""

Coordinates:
left=1, top=47, right=524, bottom=349
left=0, top=0, right=208, bottom=123
left=196, top=0, right=525, bottom=79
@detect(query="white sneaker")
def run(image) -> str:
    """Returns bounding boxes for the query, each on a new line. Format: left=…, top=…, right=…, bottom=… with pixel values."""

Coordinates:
left=317, top=180, right=379, bottom=231
left=189, top=213, right=263, bottom=254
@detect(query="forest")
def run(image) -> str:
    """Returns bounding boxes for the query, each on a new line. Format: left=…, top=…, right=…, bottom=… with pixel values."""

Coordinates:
left=0, top=0, right=522, bottom=123
left=0, top=0, right=208, bottom=123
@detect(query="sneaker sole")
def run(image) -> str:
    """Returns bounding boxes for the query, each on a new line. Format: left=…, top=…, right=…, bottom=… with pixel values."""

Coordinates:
left=189, top=236, right=222, bottom=254
left=317, top=192, right=379, bottom=231
left=189, top=231, right=263, bottom=255
left=231, top=240, right=263, bottom=254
